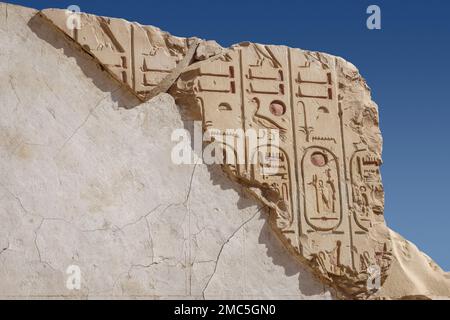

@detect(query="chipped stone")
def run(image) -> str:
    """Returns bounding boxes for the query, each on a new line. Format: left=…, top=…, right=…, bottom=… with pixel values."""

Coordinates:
left=0, top=2, right=449, bottom=300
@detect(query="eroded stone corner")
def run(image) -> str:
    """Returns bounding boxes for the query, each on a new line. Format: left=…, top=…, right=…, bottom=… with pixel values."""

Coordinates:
left=171, top=43, right=394, bottom=299
left=35, top=7, right=450, bottom=300
left=37, top=7, right=392, bottom=299
left=39, top=8, right=223, bottom=102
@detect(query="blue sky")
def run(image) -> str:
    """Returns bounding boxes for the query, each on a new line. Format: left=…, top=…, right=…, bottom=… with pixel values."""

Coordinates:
left=6, top=0, right=450, bottom=270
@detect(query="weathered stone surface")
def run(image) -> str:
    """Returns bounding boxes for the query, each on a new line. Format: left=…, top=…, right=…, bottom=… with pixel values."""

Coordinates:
left=195, top=40, right=223, bottom=61
left=1, top=2, right=450, bottom=299
left=171, top=45, right=450, bottom=299
left=0, top=3, right=332, bottom=299
left=39, top=9, right=226, bottom=103
left=40, top=8, right=199, bottom=101
left=172, top=42, right=392, bottom=298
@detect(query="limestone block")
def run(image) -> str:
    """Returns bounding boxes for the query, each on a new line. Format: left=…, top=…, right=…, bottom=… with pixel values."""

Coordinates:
left=1, top=2, right=449, bottom=299
left=171, top=43, right=450, bottom=299
left=171, top=42, right=394, bottom=298
left=40, top=8, right=198, bottom=101
left=0, top=2, right=331, bottom=299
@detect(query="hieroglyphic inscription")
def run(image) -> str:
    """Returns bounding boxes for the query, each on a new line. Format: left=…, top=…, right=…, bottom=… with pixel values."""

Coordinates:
left=351, top=150, right=384, bottom=230
left=41, top=9, right=393, bottom=295
left=41, top=9, right=190, bottom=100
left=241, top=44, right=296, bottom=234
left=174, top=43, right=393, bottom=294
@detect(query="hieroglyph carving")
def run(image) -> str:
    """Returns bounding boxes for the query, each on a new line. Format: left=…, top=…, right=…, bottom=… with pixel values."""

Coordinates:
left=173, top=43, right=393, bottom=297
left=40, top=9, right=199, bottom=101
left=41, top=9, right=393, bottom=298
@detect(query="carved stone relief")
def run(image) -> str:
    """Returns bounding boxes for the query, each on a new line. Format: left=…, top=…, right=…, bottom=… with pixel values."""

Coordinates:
left=40, top=9, right=205, bottom=101
left=40, top=9, right=396, bottom=299
left=171, top=43, right=394, bottom=297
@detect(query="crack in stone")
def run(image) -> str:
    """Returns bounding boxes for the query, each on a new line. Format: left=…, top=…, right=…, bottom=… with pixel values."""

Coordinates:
left=201, top=207, right=264, bottom=299
left=0, top=185, right=79, bottom=271
left=184, top=162, right=198, bottom=206
left=108, top=162, right=199, bottom=251
left=41, top=76, right=63, bottom=108
left=128, top=257, right=170, bottom=273
left=141, top=39, right=200, bottom=101
left=110, top=257, right=172, bottom=293
left=119, top=204, right=163, bottom=231
left=80, top=227, right=112, bottom=233
left=143, top=216, right=155, bottom=262
left=0, top=183, right=31, bottom=216
left=56, top=86, right=122, bottom=154
left=29, top=165, right=198, bottom=262
left=31, top=217, right=86, bottom=271
left=8, top=75, right=21, bottom=104
left=33, top=218, right=56, bottom=270
left=0, top=241, right=10, bottom=257
left=194, top=260, right=216, bottom=264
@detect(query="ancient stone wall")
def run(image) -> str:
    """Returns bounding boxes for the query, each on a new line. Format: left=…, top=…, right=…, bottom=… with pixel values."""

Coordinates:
left=1, top=3, right=449, bottom=299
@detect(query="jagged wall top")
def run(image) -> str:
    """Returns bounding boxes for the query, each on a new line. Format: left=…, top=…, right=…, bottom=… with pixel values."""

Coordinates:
left=37, top=7, right=450, bottom=299
left=40, top=9, right=222, bottom=101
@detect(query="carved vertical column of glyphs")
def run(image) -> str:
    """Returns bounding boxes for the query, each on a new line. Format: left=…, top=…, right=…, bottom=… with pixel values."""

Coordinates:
left=40, top=9, right=189, bottom=100
left=175, top=45, right=393, bottom=293
left=240, top=44, right=299, bottom=247
left=40, top=8, right=393, bottom=295
left=335, top=56, right=392, bottom=277
left=288, top=49, right=353, bottom=275
left=187, top=44, right=301, bottom=250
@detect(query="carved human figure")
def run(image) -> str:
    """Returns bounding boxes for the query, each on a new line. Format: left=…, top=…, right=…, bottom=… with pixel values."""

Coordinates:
left=309, top=171, right=336, bottom=215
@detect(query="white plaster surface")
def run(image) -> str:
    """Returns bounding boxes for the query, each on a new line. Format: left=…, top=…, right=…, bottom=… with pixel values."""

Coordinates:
left=0, top=3, right=332, bottom=299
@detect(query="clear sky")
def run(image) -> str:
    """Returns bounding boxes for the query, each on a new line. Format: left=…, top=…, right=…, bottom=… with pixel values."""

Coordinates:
left=5, top=0, right=450, bottom=270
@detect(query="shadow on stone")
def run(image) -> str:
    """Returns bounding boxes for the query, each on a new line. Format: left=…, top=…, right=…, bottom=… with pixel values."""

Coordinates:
left=179, top=118, right=255, bottom=211
left=179, top=116, right=332, bottom=297
left=27, top=11, right=332, bottom=298
left=27, top=13, right=141, bottom=109
left=257, top=214, right=330, bottom=297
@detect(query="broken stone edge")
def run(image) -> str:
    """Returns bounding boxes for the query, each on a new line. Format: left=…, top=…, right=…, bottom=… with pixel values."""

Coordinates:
left=30, top=6, right=450, bottom=300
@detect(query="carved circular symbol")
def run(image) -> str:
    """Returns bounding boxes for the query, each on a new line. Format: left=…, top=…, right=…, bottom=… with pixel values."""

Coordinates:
left=311, top=152, right=328, bottom=167
left=269, top=101, right=286, bottom=116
